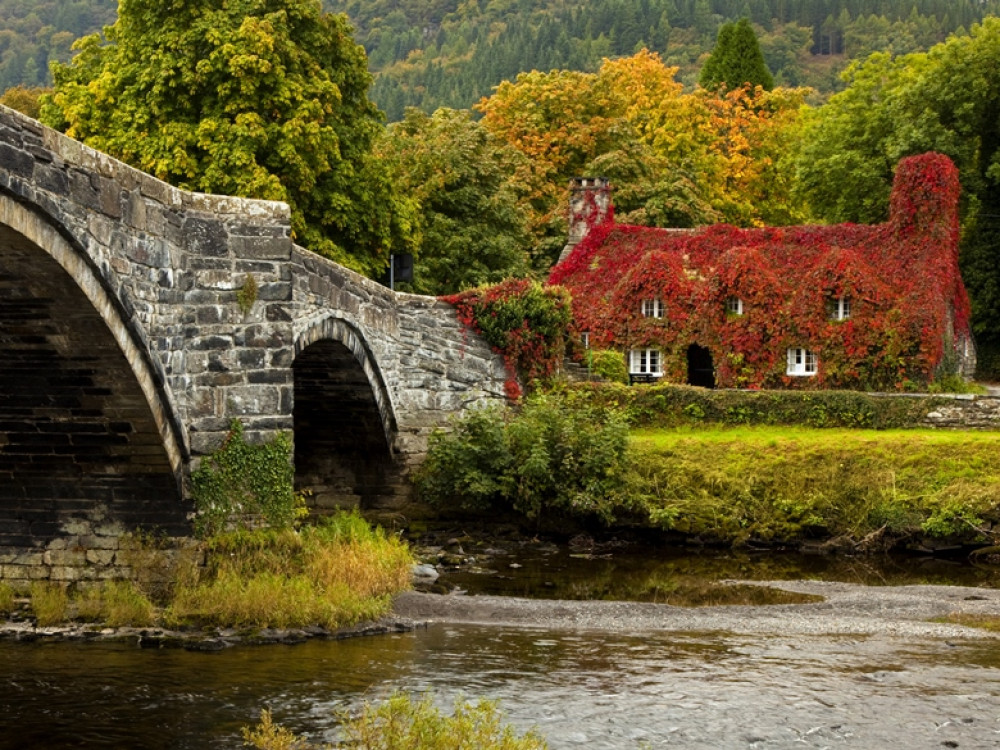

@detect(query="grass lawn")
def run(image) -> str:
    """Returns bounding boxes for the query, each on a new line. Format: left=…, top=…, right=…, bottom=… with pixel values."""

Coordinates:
left=626, top=425, right=1000, bottom=547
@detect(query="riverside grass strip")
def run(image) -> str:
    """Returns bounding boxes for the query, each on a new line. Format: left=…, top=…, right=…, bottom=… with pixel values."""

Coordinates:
left=628, top=426, right=1000, bottom=547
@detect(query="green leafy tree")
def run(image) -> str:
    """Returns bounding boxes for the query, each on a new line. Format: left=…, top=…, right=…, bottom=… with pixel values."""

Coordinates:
left=795, top=18, right=1000, bottom=370
left=40, top=0, right=414, bottom=276
left=699, top=18, right=774, bottom=92
left=378, top=107, right=530, bottom=294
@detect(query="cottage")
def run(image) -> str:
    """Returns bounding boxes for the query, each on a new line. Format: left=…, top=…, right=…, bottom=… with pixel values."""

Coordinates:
left=549, top=154, right=975, bottom=390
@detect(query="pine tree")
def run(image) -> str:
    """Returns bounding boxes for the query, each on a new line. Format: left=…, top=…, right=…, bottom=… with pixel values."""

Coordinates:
left=699, top=17, right=774, bottom=91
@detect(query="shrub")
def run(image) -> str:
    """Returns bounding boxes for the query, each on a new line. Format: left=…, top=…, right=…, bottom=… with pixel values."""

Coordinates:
left=568, top=381, right=953, bottom=430
left=191, top=420, right=306, bottom=537
left=417, top=394, right=631, bottom=524
left=243, top=694, right=548, bottom=750
left=443, top=278, right=573, bottom=398
left=586, top=349, right=628, bottom=384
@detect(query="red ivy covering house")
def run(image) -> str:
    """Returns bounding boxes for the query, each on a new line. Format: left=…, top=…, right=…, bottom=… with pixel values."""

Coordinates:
left=548, top=154, right=975, bottom=390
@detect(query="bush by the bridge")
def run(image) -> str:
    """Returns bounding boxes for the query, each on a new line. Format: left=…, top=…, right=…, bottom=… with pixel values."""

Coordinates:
left=443, top=278, right=572, bottom=399
left=190, top=420, right=306, bottom=537
left=416, top=393, right=632, bottom=524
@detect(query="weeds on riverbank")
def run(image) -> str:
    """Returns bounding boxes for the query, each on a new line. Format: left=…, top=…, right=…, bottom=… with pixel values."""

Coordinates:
left=166, top=511, right=413, bottom=629
left=242, top=693, right=548, bottom=750
left=631, top=426, right=1000, bottom=547
left=0, top=583, right=13, bottom=615
left=18, top=512, right=412, bottom=631
left=418, top=394, right=1000, bottom=548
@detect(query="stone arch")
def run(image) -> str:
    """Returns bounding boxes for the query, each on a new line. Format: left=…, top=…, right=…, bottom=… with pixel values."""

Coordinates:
left=293, top=317, right=403, bottom=511
left=0, top=191, right=187, bottom=476
left=0, top=192, right=190, bottom=567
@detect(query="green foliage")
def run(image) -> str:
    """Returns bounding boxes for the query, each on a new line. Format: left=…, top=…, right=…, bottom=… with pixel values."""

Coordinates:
left=378, top=108, right=531, bottom=294
left=445, top=279, right=573, bottom=393
left=244, top=693, right=548, bottom=750
left=339, top=693, right=548, bottom=750
left=40, top=0, right=413, bottom=277
left=191, top=420, right=305, bottom=538
left=630, top=426, right=1000, bottom=546
left=700, top=18, right=774, bottom=92
left=0, top=582, right=14, bottom=615
left=30, top=582, right=68, bottom=626
left=167, top=512, right=413, bottom=629
left=325, top=0, right=997, bottom=119
left=236, top=274, right=259, bottom=316
left=571, top=382, right=954, bottom=430
left=795, top=18, right=1000, bottom=350
left=586, top=349, right=628, bottom=384
left=417, top=394, right=631, bottom=524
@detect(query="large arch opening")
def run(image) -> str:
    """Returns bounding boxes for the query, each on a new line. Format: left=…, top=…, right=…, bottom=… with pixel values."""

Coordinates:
left=0, top=223, right=188, bottom=555
left=293, top=332, right=402, bottom=512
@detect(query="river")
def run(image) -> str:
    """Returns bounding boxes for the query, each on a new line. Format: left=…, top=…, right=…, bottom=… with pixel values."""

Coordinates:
left=3, top=612, right=1000, bottom=748
left=3, top=547, right=1000, bottom=748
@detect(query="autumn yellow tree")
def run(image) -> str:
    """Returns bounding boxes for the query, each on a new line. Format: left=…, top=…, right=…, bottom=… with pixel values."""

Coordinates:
left=477, top=50, right=809, bottom=266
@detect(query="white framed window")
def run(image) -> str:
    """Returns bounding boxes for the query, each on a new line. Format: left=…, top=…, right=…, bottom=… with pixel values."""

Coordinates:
left=629, top=348, right=663, bottom=375
left=786, top=347, right=818, bottom=376
left=830, top=296, right=851, bottom=321
left=581, top=331, right=591, bottom=349
left=726, top=297, right=744, bottom=315
left=641, top=298, right=664, bottom=318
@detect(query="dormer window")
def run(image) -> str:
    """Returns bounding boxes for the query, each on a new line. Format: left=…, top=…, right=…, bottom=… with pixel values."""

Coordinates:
left=726, top=297, right=744, bottom=316
left=830, top=296, right=851, bottom=321
left=641, top=298, right=664, bottom=318
left=787, top=347, right=818, bottom=376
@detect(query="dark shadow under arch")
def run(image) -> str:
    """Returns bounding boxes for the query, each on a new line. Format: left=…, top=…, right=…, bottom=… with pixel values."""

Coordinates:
left=0, top=223, right=188, bottom=549
left=293, top=320, right=402, bottom=511
left=687, top=344, right=715, bottom=388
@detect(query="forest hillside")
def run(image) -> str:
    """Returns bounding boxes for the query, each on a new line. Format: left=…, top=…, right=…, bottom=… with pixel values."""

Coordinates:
left=3, top=0, right=1000, bottom=118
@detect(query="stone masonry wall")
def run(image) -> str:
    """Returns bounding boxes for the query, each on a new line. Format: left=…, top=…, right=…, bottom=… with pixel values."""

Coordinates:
left=0, top=104, right=507, bottom=582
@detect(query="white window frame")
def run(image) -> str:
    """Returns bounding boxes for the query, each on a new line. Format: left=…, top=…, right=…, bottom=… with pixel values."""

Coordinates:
left=581, top=331, right=591, bottom=349
left=726, top=297, right=744, bottom=315
left=641, top=298, right=664, bottom=318
left=629, top=348, right=663, bottom=376
left=830, top=296, right=851, bottom=321
left=786, top=347, right=818, bottom=377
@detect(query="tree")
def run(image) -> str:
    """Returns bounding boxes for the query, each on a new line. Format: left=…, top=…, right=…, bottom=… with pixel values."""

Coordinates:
left=40, top=0, right=414, bottom=277
left=794, top=18, right=1000, bottom=373
left=377, top=108, right=531, bottom=295
left=0, top=84, right=47, bottom=118
left=699, top=18, right=774, bottom=92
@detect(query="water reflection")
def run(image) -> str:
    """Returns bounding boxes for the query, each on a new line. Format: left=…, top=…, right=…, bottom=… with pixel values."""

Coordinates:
left=2, top=624, right=999, bottom=749
left=436, top=544, right=1000, bottom=600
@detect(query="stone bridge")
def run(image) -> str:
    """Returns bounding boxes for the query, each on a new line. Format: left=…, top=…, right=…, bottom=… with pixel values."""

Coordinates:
left=0, top=105, right=507, bottom=582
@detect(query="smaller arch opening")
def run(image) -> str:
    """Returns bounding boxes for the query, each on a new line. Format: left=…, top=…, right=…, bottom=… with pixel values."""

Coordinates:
left=687, top=344, right=715, bottom=388
left=293, top=339, right=401, bottom=512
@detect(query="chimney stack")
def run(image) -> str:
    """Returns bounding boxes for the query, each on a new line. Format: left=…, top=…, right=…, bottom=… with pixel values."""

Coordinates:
left=558, top=177, right=611, bottom=264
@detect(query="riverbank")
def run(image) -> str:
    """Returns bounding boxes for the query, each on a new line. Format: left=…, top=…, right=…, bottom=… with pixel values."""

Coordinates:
left=0, top=612, right=422, bottom=649
left=393, top=581, right=1000, bottom=639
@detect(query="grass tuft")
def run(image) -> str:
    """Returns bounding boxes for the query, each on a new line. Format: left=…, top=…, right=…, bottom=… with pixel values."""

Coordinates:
left=30, top=582, right=69, bottom=626
left=0, top=583, right=15, bottom=615
left=243, top=693, right=548, bottom=750
left=167, top=511, right=413, bottom=630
